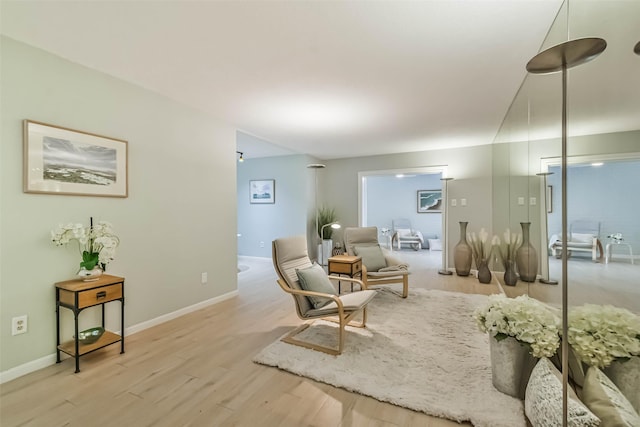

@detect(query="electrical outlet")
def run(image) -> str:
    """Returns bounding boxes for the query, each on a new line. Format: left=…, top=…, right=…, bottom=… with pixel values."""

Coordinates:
left=461, top=198, right=467, bottom=206
left=451, top=199, right=457, bottom=207
left=259, top=241, right=265, bottom=248
left=530, top=197, right=537, bottom=205
left=518, top=197, right=525, bottom=206
left=201, top=272, right=208, bottom=284
left=12, top=315, right=28, bottom=335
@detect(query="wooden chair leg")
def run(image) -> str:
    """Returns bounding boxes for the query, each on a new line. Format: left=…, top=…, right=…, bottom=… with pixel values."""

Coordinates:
left=402, top=275, right=408, bottom=298
left=282, top=322, right=342, bottom=356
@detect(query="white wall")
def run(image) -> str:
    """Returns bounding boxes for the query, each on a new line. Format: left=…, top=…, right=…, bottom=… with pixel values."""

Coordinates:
left=365, top=174, right=443, bottom=244
left=0, top=37, right=238, bottom=374
left=547, top=159, right=640, bottom=253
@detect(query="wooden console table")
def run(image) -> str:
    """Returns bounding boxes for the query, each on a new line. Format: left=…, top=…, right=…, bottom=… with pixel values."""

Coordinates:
left=55, top=274, right=125, bottom=373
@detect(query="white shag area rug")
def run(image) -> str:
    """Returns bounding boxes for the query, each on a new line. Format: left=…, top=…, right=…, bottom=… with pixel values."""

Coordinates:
left=253, top=288, right=526, bottom=427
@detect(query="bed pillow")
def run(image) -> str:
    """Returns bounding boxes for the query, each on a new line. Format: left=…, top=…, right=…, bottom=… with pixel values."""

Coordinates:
left=296, top=263, right=337, bottom=309
left=428, top=239, right=442, bottom=251
left=525, top=358, right=600, bottom=427
left=354, top=244, right=387, bottom=272
left=582, top=366, right=640, bottom=427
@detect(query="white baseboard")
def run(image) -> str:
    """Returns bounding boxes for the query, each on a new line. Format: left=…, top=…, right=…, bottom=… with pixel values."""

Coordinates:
left=126, top=290, right=238, bottom=335
left=0, top=354, right=59, bottom=384
left=0, top=289, right=239, bottom=384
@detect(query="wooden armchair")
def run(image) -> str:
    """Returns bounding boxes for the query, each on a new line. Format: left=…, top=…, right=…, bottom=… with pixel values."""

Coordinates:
left=272, top=235, right=377, bottom=355
left=549, top=220, right=603, bottom=262
left=343, top=226, right=410, bottom=298
left=391, top=218, right=424, bottom=251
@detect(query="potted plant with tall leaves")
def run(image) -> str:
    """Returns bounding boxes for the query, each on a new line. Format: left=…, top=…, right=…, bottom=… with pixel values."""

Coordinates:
left=317, top=206, right=339, bottom=265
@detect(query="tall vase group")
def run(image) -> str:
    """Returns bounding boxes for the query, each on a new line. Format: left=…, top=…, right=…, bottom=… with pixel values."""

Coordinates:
left=452, top=221, right=539, bottom=285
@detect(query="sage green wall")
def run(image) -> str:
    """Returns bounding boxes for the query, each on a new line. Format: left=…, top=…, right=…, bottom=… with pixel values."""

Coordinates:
left=0, top=37, right=238, bottom=373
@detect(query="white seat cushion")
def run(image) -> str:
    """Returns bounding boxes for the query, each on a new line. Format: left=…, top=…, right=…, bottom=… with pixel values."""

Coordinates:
left=306, top=290, right=377, bottom=317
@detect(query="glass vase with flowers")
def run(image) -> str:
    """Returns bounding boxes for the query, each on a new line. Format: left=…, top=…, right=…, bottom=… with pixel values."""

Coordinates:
left=51, top=218, right=119, bottom=280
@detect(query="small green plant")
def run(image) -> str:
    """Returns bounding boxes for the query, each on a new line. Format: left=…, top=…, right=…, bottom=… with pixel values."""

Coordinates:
left=317, top=206, right=338, bottom=239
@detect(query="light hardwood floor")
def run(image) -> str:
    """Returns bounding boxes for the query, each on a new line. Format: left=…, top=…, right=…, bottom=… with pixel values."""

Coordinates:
left=501, top=254, right=640, bottom=313
left=2, top=250, right=503, bottom=427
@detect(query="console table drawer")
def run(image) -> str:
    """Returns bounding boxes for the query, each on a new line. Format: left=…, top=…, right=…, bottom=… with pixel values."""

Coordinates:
left=59, top=283, right=123, bottom=308
left=330, top=260, right=362, bottom=275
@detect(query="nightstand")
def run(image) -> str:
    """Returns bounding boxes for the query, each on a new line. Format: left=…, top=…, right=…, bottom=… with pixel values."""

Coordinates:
left=327, top=255, right=362, bottom=293
left=55, top=274, right=125, bottom=373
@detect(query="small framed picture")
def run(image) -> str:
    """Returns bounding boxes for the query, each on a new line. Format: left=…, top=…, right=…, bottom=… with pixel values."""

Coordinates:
left=23, top=120, right=128, bottom=197
left=417, top=190, right=442, bottom=213
left=250, top=179, right=275, bottom=204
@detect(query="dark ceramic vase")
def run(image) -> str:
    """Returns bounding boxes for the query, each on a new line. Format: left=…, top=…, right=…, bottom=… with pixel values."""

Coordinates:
left=516, top=222, right=538, bottom=282
left=503, top=259, right=518, bottom=286
left=454, top=222, right=472, bottom=276
left=477, top=259, right=492, bottom=284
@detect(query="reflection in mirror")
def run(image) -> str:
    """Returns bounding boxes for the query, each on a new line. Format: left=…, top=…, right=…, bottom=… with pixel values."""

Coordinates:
left=492, top=1, right=640, bottom=424
left=493, top=1, right=640, bottom=305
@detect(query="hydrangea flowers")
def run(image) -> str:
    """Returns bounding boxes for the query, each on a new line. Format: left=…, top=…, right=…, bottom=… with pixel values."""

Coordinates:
left=474, top=294, right=561, bottom=358
left=568, top=304, right=640, bottom=368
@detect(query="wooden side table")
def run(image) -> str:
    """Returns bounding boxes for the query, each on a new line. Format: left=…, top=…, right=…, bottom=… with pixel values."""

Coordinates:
left=327, top=255, right=362, bottom=293
left=55, top=274, right=125, bottom=373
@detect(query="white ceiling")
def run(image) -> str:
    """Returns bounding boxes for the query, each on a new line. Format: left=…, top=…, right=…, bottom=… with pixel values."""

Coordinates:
left=6, top=0, right=633, bottom=161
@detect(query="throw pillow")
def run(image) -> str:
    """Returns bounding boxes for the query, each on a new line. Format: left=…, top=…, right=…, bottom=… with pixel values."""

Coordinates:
left=354, top=245, right=387, bottom=272
left=582, top=366, right=640, bottom=427
left=525, top=358, right=600, bottom=427
left=296, top=263, right=337, bottom=309
left=428, top=239, right=442, bottom=251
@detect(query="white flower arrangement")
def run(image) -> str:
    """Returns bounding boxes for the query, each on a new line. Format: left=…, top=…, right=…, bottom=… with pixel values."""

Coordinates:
left=607, top=232, right=624, bottom=243
left=51, top=220, right=119, bottom=270
left=474, top=294, right=561, bottom=358
left=568, top=304, right=640, bottom=368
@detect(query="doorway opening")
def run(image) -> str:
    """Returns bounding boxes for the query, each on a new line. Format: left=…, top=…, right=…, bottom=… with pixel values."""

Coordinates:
left=358, top=166, right=448, bottom=260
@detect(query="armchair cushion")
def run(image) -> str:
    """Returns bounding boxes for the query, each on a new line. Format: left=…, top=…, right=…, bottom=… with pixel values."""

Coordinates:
left=354, top=244, right=387, bottom=272
left=296, top=263, right=337, bottom=309
left=306, top=289, right=377, bottom=317
left=571, top=233, right=596, bottom=244
left=396, top=228, right=413, bottom=237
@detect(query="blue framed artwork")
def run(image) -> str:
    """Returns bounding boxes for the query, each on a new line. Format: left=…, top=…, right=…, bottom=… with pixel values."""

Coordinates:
left=250, top=179, right=275, bottom=204
left=417, top=189, right=442, bottom=213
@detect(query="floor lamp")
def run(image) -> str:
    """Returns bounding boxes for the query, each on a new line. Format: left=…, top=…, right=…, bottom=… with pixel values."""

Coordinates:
left=307, top=164, right=326, bottom=263
left=527, top=37, right=606, bottom=426
left=438, top=177, right=454, bottom=275
left=536, top=172, right=558, bottom=285
left=320, top=222, right=341, bottom=267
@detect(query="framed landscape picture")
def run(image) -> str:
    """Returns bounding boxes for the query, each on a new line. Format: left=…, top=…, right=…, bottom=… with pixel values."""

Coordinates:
left=417, top=189, right=442, bottom=213
left=250, top=179, right=275, bottom=204
left=23, top=120, right=128, bottom=197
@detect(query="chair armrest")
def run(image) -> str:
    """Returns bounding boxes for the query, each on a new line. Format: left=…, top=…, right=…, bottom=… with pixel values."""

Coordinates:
left=328, top=275, right=366, bottom=290
left=278, top=280, right=346, bottom=312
